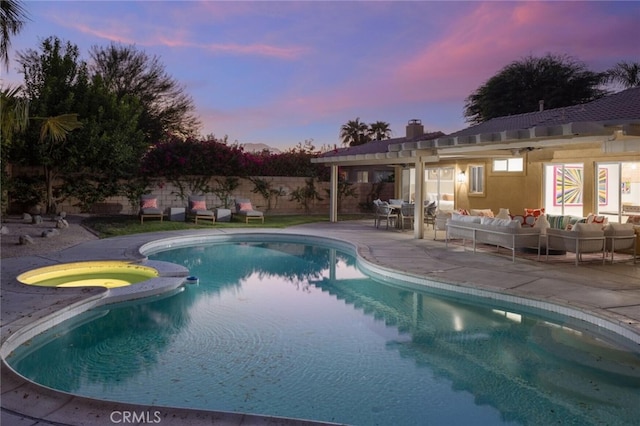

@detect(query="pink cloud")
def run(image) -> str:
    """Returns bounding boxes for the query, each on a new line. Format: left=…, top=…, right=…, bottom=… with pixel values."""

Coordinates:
left=393, top=2, right=639, bottom=102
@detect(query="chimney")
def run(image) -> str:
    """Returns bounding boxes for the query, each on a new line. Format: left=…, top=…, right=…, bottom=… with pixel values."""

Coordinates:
left=406, top=119, right=424, bottom=139
left=539, top=100, right=544, bottom=112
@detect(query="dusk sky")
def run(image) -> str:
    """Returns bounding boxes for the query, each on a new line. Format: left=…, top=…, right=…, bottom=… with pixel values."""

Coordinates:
left=3, top=1, right=640, bottom=150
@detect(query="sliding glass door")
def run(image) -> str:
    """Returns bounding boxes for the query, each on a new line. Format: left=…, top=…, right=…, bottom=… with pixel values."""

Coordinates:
left=543, top=163, right=584, bottom=216
left=597, top=161, right=640, bottom=223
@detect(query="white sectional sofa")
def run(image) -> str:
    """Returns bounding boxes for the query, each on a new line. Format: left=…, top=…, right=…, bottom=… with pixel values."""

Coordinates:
left=446, top=214, right=541, bottom=262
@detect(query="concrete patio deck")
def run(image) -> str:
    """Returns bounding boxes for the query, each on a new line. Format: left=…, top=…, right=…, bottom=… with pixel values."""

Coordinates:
left=2, top=220, right=639, bottom=425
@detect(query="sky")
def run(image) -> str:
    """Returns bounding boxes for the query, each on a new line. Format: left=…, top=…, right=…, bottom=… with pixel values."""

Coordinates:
left=3, top=1, right=640, bottom=151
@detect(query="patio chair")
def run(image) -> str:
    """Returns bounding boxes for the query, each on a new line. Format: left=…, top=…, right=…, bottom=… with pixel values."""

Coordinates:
left=234, top=198, right=264, bottom=223
left=400, top=203, right=415, bottom=230
left=604, top=223, right=637, bottom=263
left=139, top=195, right=164, bottom=224
left=375, top=202, right=398, bottom=230
left=424, top=201, right=437, bottom=229
left=546, top=223, right=605, bottom=266
left=186, top=195, right=215, bottom=224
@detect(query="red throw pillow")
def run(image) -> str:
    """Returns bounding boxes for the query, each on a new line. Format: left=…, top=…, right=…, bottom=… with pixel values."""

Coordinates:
left=140, top=198, right=157, bottom=209
left=238, top=202, right=252, bottom=211
left=190, top=200, right=206, bottom=210
left=524, top=208, right=545, bottom=218
left=457, top=209, right=469, bottom=215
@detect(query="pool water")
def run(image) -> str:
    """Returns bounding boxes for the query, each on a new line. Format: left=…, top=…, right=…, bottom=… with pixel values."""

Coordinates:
left=8, top=241, right=640, bottom=425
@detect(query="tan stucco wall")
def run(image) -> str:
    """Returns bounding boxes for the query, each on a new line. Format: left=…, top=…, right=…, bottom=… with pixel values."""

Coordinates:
left=434, top=145, right=640, bottom=217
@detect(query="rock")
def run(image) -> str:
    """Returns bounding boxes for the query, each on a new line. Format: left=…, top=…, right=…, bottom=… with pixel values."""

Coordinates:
left=19, top=235, right=35, bottom=245
left=27, top=205, right=42, bottom=215
left=56, top=219, right=69, bottom=229
left=32, top=215, right=43, bottom=224
left=22, top=213, right=32, bottom=223
left=0, top=226, right=9, bottom=235
left=41, top=229, right=60, bottom=238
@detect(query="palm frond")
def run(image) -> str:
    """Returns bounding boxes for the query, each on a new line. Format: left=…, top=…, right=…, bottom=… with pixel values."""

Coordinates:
left=36, top=114, right=83, bottom=143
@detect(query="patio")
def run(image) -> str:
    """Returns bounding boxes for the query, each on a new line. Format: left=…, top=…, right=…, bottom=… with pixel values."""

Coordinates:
left=2, top=220, right=639, bottom=425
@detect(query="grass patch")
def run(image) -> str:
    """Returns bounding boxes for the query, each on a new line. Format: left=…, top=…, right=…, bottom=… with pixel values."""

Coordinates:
left=82, top=214, right=368, bottom=238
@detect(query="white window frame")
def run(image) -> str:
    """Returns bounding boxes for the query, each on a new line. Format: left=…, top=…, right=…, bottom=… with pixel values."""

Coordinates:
left=493, top=157, right=524, bottom=172
left=469, top=164, right=485, bottom=195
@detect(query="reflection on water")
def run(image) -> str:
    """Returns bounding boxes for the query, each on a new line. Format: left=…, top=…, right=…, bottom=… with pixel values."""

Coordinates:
left=8, top=242, right=640, bottom=426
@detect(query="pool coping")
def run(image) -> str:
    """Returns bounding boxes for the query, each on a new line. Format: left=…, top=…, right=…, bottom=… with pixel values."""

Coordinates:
left=2, top=223, right=639, bottom=425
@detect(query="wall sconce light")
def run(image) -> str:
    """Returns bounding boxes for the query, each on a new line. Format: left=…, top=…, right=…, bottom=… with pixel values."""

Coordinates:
left=457, top=171, right=466, bottom=183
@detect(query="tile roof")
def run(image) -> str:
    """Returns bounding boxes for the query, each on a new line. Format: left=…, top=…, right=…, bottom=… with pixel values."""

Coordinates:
left=318, top=87, right=640, bottom=160
left=448, top=87, right=640, bottom=138
left=321, top=131, right=444, bottom=158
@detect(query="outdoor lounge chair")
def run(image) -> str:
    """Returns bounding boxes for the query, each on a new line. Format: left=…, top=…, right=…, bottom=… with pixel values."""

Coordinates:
left=234, top=198, right=264, bottom=223
left=186, top=195, right=215, bottom=224
left=139, top=195, right=164, bottom=224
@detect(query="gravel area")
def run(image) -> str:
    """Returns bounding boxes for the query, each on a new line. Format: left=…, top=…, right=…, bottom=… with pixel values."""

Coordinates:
left=0, top=214, right=98, bottom=259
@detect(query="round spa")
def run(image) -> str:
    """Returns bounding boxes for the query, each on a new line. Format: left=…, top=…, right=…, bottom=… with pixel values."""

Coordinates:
left=17, top=261, right=159, bottom=288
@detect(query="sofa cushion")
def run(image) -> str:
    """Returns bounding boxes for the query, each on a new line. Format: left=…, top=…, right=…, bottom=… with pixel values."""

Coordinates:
left=572, top=223, right=604, bottom=233
left=470, top=209, right=494, bottom=217
left=452, top=213, right=481, bottom=223
left=603, top=223, right=635, bottom=236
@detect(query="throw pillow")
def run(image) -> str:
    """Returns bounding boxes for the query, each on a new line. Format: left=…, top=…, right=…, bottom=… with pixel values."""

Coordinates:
left=442, top=193, right=454, bottom=201
left=524, top=208, right=545, bottom=217
left=533, top=215, right=550, bottom=234
left=457, top=209, right=469, bottom=215
left=190, top=200, right=206, bottom=211
left=140, top=198, right=157, bottom=209
left=586, top=213, right=608, bottom=225
left=495, top=208, right=510, bottom=220
left=626, top=215, right=640, bottom=224
left=238, top=202, right=253, bottom=211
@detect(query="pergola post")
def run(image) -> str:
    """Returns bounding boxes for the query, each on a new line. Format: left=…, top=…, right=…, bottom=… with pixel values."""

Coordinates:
left=329, top=164, right=338, bottom=222
left=413, top=158, right=425, bottom=239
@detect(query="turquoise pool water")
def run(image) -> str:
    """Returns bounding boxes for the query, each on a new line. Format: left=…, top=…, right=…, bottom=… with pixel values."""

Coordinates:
left=8, top=240, right=640, bottom=425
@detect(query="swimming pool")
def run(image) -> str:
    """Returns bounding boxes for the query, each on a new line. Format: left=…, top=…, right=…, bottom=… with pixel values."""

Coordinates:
left=7, top=238, right=640, bottom=425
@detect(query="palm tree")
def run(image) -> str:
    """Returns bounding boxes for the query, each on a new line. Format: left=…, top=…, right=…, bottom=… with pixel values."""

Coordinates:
left=606, top=61, right=640, bottom=89
left=368, top=121, right=392, bottom=140
left=1, top=0, right=29, bottom=70
left=339, top=117, right=370, bottom=147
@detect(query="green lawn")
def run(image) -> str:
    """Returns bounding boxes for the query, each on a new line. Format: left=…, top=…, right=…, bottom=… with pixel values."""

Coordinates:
left=82, top=214, right=369, bottom=238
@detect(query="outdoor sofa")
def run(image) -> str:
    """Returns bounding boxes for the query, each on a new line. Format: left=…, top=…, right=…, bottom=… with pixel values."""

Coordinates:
left=446, top=214, right=541, bottom=262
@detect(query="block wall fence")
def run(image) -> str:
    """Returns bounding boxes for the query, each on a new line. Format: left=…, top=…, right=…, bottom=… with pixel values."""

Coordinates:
left=9, top=174, right=394, bottom=216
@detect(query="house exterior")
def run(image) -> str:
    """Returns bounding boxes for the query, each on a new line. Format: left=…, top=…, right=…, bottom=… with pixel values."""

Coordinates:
left=313, top=88, right=640, bottom=238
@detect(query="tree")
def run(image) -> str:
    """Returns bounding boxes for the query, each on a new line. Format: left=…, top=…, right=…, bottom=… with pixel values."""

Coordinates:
left=606, top=61, right=640, bottom=89
left=340, top=117, right=370, bottom=146
left=15, top=36, right=87, bottom=213
left=0, top=0, right=28, bottom=70
left=13, top=36, right=145, bottom=213
left=368, top=121, right=392, bottom=140
left=464, top=54, right=608, bottom=124
left=90, top=43, right=201, bottom=141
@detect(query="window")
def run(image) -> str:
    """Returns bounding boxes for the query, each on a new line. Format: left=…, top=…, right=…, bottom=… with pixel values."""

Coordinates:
left=356, top=171, right=368, bottom=183
left=493, top=158, right=524, bottom=172
left=373, top=170, right=393, bottom=183
left=469, top=165, right=485, bottom=195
